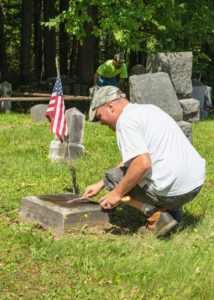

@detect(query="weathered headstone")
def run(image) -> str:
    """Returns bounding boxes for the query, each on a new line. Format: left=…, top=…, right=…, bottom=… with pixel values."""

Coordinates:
left=192, top=79, right=212, bottom=119
left=130, top=64, right=146, bottom=76
left=20, top=193, right=109, bottom=235
left=64, top=107, right=85, bottom=144
left=49, top=107, right=85, bottom=162
left=30, top=104, right=48, bottom=123
left=129, top=72, right=183, bottom=121
left=146, top=52, right=193, bottom=99
left=0, top=81, right=12, bottom=113
left=49, top=141, right=85, bottom=162
left=179, top=98, right=200, bottom=123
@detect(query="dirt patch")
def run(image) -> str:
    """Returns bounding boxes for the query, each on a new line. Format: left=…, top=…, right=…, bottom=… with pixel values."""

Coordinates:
left=0, top=124, right=16, bottom=130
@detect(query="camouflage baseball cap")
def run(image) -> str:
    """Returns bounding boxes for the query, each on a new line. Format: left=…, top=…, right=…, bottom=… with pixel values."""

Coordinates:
left=114, top=53, right=125, bottom=63
left=89, top=85, right=126, bottom=122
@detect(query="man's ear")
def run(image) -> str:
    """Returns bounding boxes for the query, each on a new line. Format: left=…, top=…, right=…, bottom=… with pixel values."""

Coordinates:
left=107, top=102, right=115, bottom=113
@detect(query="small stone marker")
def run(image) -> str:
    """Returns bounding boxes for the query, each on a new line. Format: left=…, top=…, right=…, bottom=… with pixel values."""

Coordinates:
left=49, top=141, right=84, bottom=162
left=49, top=107, right=85, bottom=162
left=20, top=193, right=109, bottom=235
left=62, top=107, right=85, bottom=144
left=0, top=81, right=12, bottom=113
left=192, top=79, right=212, bottom=119
left=146, top=52, right=193, bottom=99
left=30, top=104, right=48, bottom=123
left=129, top=72, right=183, bottom=121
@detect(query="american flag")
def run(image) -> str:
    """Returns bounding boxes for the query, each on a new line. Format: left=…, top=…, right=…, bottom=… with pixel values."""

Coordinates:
left=46, top=75, right=69, bottom=143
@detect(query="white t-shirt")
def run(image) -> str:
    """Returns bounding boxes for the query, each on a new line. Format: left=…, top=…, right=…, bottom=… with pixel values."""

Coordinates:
left=116, top=103, right=206, bottom=196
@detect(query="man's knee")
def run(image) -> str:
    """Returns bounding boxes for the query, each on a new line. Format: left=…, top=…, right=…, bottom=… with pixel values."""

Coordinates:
left=103, top=166, right=128, bottom=191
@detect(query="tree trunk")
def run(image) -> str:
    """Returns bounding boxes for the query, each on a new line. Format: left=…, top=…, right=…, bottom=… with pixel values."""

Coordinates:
left=137, top=44, right=147, bottom=67
left=129, top=50, right=138, bottom=72
left=69, top=35, right=77, bottom=77
left=43, top=0, right=56, bottom=78
left=34, top=0, right=43, bottom=80
left=20, top=0, right=33, bottom=84
left=76, top=5, right=98, bottom=85
left=0, top=4, right=8, bottom=81
left=59, top=0, right=69, bottom=75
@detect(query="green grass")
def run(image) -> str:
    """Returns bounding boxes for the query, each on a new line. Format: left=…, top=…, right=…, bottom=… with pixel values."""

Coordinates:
left=0, top=113, right=214, bottom=299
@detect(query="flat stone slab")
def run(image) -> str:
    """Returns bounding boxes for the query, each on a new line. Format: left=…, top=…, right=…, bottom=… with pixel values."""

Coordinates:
left=20, top=193, right=109, bottom=234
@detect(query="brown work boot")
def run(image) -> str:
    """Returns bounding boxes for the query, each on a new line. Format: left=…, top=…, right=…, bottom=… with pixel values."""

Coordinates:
left=138, top=211, right=178, bottom=236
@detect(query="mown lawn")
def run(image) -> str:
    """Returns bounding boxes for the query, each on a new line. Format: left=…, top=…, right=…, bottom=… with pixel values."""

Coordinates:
left=0, top=112, right=214, bottom=299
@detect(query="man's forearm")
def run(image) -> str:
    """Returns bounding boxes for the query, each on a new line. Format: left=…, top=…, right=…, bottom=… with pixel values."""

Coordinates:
left=94, top=72, right=99, bottom=85
left=114, top=154, right=151, bottom=198
left=118, top=78, right=124, bottom=88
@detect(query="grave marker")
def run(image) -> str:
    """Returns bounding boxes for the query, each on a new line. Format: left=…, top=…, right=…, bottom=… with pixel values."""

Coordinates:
left=49, top=107, right=85, bottom=162
left=129, top=72, right=183, bottom=121
left=146, top=52, right=193, bottom=99
left=30, top=104, right=48, bottom=123
left=0, top=81, right=12, bottom=113
left=20, top=193, right=109, bottom=235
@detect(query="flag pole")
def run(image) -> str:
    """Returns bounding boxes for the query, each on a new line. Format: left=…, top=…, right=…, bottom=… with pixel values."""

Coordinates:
left=55, top=57, right=60, bottom=77
left=55, top=56, right=76, bottom=195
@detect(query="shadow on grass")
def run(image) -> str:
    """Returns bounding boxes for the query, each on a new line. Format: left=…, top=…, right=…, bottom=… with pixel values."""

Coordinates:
left=105, top=205, right=203, bottom=237
left=105, top=204, right=146, bottom=235
left=64, top=187, right=80, bottom=195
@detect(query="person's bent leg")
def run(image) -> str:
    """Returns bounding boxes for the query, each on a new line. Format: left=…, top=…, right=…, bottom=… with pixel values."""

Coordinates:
left=103, top=167, right=178, bottom=236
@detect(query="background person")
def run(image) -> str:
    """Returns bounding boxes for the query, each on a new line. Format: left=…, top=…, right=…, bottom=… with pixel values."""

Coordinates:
left=94, top=53, right=128, bottom=89
left=83, top=86, right=206, bottom=236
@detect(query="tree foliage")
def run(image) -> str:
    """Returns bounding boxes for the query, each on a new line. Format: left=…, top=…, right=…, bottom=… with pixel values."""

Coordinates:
left=47, top=0, right=214, bottom=52
left=1, top=0, right=214, bottom=89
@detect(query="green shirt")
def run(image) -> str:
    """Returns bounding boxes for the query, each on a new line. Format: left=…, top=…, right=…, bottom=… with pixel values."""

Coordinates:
left=97, top=60, right=128, bottom=79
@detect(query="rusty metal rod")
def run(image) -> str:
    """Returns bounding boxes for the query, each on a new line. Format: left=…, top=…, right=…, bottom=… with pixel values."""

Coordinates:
left=12, top=92, right=53, bottom=96
left=0, top=96, right=92, bottom=101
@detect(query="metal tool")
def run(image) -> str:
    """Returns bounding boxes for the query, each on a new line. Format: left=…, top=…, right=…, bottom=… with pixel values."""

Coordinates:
left=67, top=196, right=86, bottom=203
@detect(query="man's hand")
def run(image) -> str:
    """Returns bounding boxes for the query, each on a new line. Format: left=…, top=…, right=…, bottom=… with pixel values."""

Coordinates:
left=99, top=190, right=122, bottom=210
left=83, top=179, right=104, bottom=198
left=118, top=78, right=124, bottom=89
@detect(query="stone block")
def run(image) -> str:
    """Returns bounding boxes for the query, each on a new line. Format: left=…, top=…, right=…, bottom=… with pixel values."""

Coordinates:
left=30, top=104, right=48, bottom=123
left=129, top=72, right=183, bottom=121
left=55, top=107, right=85, bottom=144
left=0, top=81, right=12, bottom=113
left=177, top=121, right=192, bottom=143
left=49, top=140, right=85, bottom=162
left=146, top=52, right=193, bottom=99
left=130, top=64, right=146, bottom=76
left=179, top=98, right=200, bottom=122
left=20, top=193, right=109, bottom=235
left=192, top=79, right=212, bottom=119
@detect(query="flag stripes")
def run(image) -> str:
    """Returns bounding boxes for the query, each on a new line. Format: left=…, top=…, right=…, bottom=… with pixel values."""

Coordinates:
left=46, top=75, right=68, bottom=143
